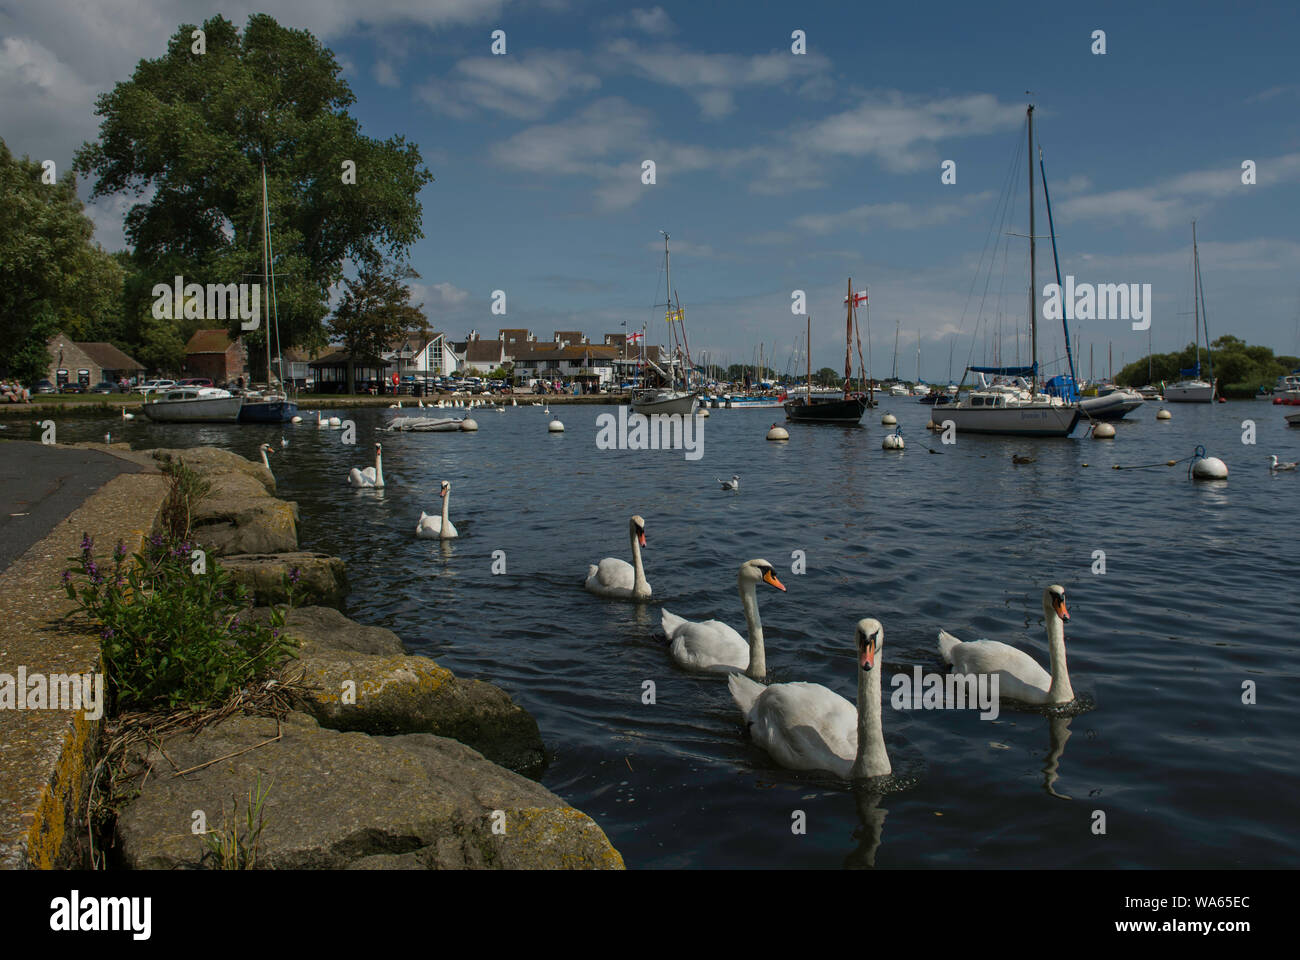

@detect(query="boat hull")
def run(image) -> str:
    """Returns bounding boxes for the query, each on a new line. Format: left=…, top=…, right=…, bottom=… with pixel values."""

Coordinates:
left=1164, top=380, right=1215, bottom=402
left=238, top=399, right=299, bottom=423
left=142, top=397, right=243, bottom=423
left=938, top=403, right=1081, bottom=437
left=1079, top=391, right=1144, bottom=420
left=783, top=395, right=870, bottom=423
left=631, top=391, right=697, bottom=416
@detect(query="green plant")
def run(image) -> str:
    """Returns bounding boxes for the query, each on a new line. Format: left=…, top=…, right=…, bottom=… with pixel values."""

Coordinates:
left=157, top=459, right=212, bottom=541
left=63, top=533, right=298, bottom=711
left=200, top=773, right=271, bottom=869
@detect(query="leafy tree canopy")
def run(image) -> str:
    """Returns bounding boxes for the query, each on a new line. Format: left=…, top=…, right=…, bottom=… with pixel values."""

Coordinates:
left=74, top=13, right=434, bottom=371
left=327, top=261, right=426, bottom=393
left=0, top=139, right=124, bottom=383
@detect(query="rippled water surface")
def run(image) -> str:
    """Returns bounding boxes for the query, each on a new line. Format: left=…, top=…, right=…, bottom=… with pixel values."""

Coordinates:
left=60, top=400, right=1300, bottom=867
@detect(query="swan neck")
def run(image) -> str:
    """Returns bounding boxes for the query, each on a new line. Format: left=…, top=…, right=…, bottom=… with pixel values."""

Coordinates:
left=1046, top=613, right=1074, bottom=702
left=374, top=450, right=384, bottom=487
left=852, top=659, right=891, bottom=778
left=739, top=580, right=766, bottom=679
left=629, top=528, right=649, bottom=596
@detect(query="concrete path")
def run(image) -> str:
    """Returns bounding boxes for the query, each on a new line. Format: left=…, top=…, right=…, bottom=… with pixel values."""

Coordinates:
left=0, top=442, right=142, bottom=576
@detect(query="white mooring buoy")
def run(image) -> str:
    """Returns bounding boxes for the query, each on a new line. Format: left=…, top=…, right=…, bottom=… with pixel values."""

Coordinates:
left=883, top=431, right=905, bottom=450
left=766, top=423, right=789, bottom=441
left=1092, top=422, right=1116, bottom=439
left=548, top=419, right=565, bottom=432
left=460, top=418, right=478, bottom=432
left=1156, top=408, right=1172, bottom=420
left=881, top=412, right=898, bottom=426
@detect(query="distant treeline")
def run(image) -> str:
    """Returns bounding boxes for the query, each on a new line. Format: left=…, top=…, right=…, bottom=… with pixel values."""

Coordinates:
left=1115, top=336, right=1299, bottom=397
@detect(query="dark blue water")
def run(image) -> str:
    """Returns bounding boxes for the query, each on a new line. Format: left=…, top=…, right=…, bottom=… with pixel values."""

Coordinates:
left=56, top=400, right=1300, bottom=867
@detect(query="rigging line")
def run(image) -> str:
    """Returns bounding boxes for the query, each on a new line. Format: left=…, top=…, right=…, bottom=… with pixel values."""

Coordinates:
left=963, top=123, right=1025, bottom=380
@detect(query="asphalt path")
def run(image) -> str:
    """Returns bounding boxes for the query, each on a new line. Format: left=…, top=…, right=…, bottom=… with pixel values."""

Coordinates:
left=0, top=441, right=142, bottom=575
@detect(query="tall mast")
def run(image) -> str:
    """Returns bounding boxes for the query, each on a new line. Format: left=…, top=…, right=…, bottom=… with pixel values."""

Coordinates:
left=892, top=319, right=900, bottom=380
left=844, top=278, right=853, bottom=398
left=806, top=315, right=812, bottom=399
left=261, top=161, right=271, bottom=390
left=1192, top=220, right=1201, bottom=376
left=1027, top=104, right=1038, bottom=397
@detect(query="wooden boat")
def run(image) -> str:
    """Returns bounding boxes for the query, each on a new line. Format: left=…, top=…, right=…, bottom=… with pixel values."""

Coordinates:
left=783, top=278, right=872, bottom=424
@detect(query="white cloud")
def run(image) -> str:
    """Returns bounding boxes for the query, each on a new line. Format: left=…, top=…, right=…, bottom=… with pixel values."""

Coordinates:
left=419, top=54, right=599, bottom=118
left=419, top=281, right=471, bottom=305
left=795, top=92, right=1025, bottom=173
left=373, top=60, right=400, bottom=88
left=599, top=39, right=832, bottom=119
left=600, top=6, right=676, bottom=37
left=1058, top=153, right=1300, bottom=229
left=792, top=193, right=994, bottom=235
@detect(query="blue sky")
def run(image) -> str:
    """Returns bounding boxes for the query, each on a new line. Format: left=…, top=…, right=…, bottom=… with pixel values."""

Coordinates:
left=4, top=0, right=1300, bottom=379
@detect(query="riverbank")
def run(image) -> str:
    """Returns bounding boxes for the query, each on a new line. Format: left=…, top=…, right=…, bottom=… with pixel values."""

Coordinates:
left=0, top=440, right=623, bottom=870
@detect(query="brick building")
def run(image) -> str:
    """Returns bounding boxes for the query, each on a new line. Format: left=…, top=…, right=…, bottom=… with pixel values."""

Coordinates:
left=45, top=332, right=144, bottom=387
left=184, top=329, right=247, bottom=384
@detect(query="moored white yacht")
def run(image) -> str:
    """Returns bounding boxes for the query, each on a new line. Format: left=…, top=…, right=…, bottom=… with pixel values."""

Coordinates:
left=142, top=386, right=243, bottom=423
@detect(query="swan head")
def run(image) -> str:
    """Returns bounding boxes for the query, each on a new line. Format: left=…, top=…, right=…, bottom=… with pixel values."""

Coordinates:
left=374, top=442, right=382, bottom=455
left=629, top=514, right=646, bottom=547
left=259, top=443, right=273, bottom=456
left=855, top=618, right=883, bottom=671
left=439, top=480, right=450, bottom=498
left=1043, top=584, right=1069, bottom=623
left=739, top=558, right=785, bottom=592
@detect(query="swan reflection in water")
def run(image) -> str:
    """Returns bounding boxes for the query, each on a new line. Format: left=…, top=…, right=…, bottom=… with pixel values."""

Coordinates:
left=1042, top=715, right=1073, bottom=800
left=844, top=786, right=889, bottom=868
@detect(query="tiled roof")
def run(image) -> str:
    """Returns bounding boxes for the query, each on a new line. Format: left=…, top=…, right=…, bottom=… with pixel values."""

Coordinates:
left=185, top=329, right=236, bottom=354
left=77, top=341, right=142, bottom=370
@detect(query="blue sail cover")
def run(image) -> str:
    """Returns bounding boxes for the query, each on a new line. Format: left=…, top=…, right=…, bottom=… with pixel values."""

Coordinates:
left=1179, top=364, right=1201, bottom=377
left=1044, top=374, right=1080, bottom=401
left=968, top=363, right=1037, bottom=376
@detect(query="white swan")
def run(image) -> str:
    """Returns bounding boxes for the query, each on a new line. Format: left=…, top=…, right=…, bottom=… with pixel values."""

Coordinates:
left=257, top=442, right=274, bottom=478
left=347, top=442, right=385, bottom=488
left=717, top=474, right=740, bottom=491
left=121, top=406, right=135, bottom=420
left=584, top=515, right=651, bottom=599
left=316, top=411, right=327, bottom=429
left=662, top=559, right=785, bottom=678
left=1269, top=454, right=1297, bottom=471
left=280, top=436, right=288, bottom=448
left=937, top=584, right=1075, bottom=705
left=728, top=617, right=891, bottom=778
left=328, top=415, right=341, bottom=427
left=415, top=480, right=458, bottom=539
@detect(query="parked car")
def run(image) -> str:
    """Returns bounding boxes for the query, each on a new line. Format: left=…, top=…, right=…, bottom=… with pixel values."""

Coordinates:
left=60, top=383, right=86, bottom=394
left=140, top=379, right=177, bottom=395
left=177, top=378, right=213, bottom=388
left=33, top=379, right=56, bottom=394
left=90, top=382, right=119, bottom=394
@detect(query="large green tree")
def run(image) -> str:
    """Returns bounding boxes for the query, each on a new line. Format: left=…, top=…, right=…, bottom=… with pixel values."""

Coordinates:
left=328, top=261, right=425, bottom=394
left=0, top=140, right=125, bottom=383
left=74, top=13, right=433, bottom=376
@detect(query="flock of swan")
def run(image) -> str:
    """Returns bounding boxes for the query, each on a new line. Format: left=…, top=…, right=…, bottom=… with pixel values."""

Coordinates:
left=252, top=430, right=1083, bottom=779
left=580, top=515, right=1079, bottom=779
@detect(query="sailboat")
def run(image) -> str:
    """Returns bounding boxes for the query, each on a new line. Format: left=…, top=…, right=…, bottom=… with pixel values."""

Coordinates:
left=942, top=104, right=1080, bottom=438
left=1164, top=221, right=1217, bottom=403
left=631, top=232, right=697, bottom=416
left=783, top=279, right=872, bottom=423
left=240, top=162, right=299, bottom=423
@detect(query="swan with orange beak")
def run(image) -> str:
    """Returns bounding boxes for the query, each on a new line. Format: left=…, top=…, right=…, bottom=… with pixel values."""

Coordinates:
left=937, top=584, right=1076, bottom=705
left=662, top=559, right=785, bottom=678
